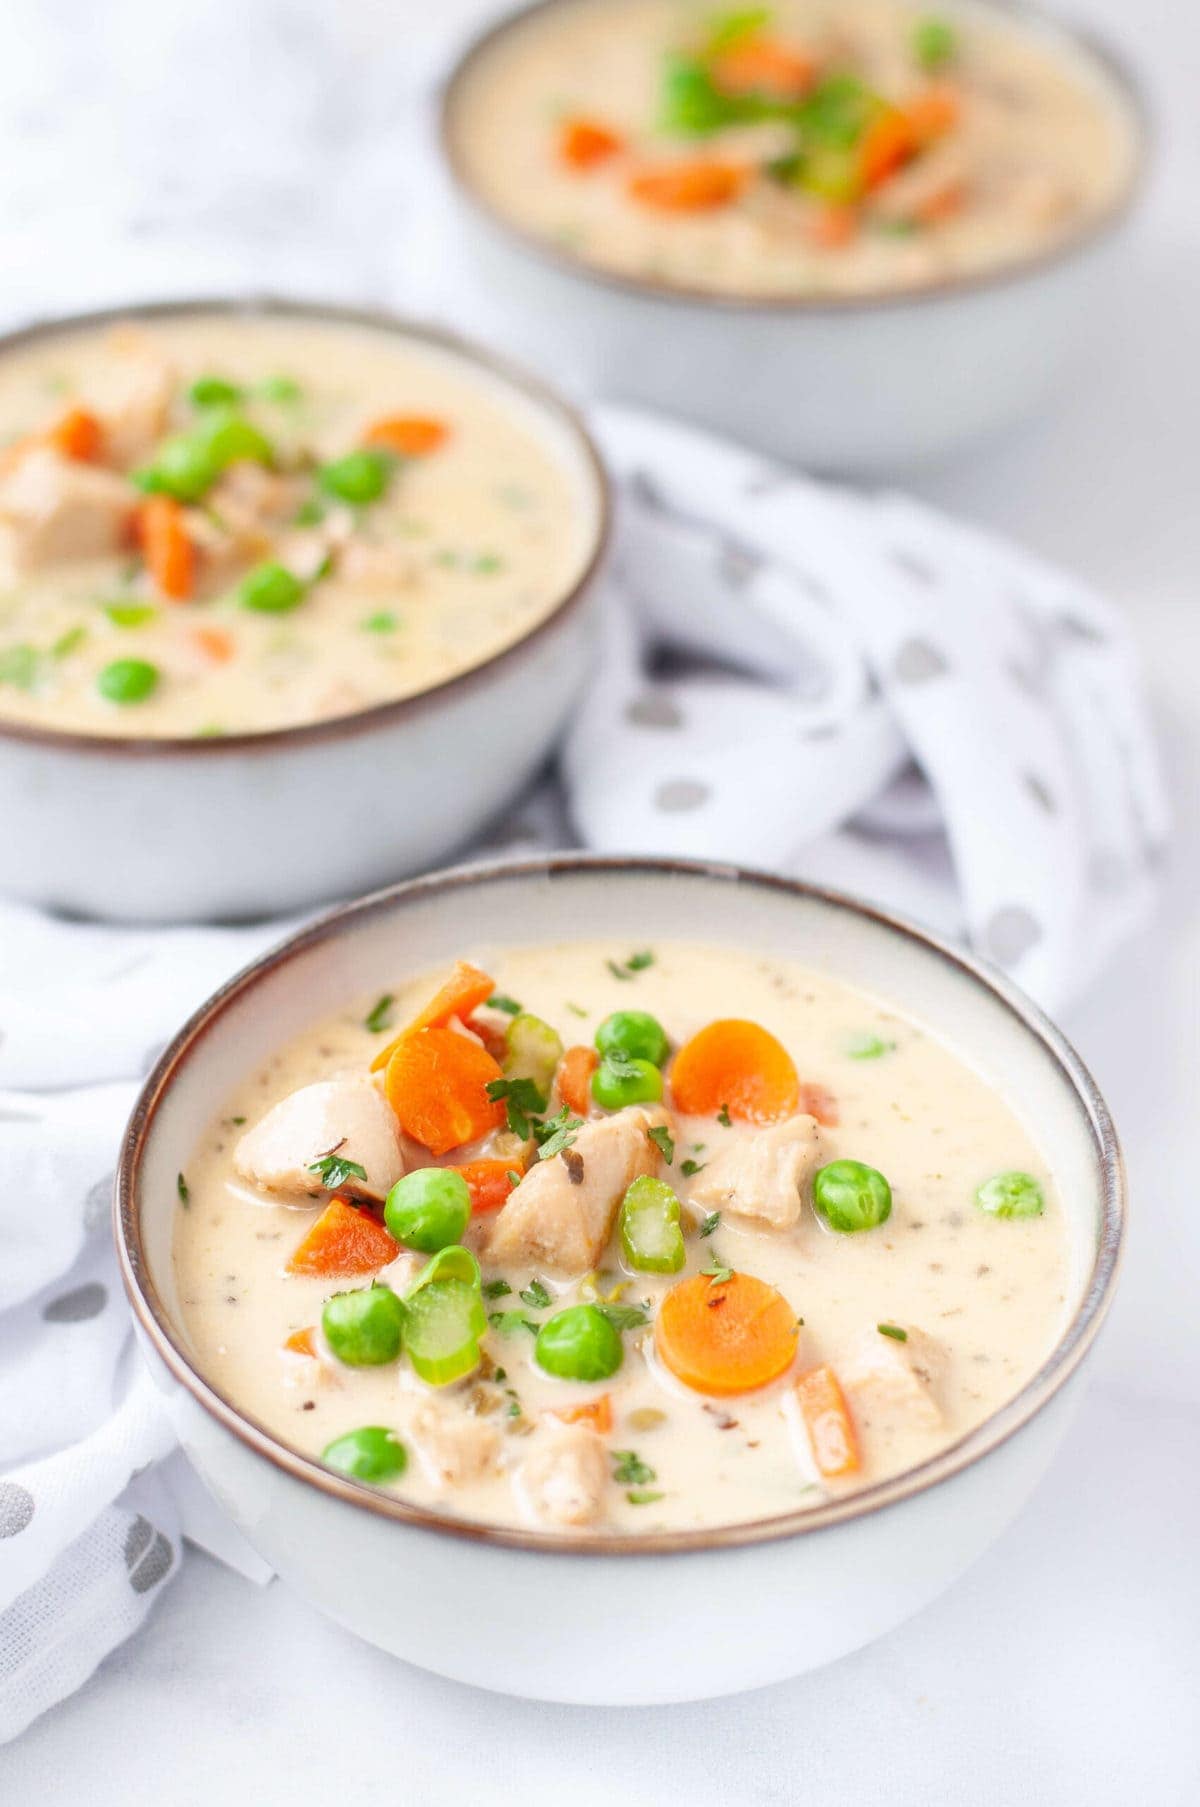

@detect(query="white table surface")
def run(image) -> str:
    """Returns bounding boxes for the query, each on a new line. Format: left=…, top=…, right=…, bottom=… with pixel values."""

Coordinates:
left=2, top=0, right=1197, bottom=1798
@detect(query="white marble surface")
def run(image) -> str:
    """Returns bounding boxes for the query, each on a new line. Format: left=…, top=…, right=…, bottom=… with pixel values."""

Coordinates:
left=2, top=0, right=1198, bottom=1797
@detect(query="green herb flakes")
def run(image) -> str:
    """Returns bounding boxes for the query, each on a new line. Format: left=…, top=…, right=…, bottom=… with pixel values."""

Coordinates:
left=648, top=1124, right=675, bottom=1164
left=363, top=993, right=395, bottom=1034
left=877, top=1323, right=908, bottom=1342
left=487, top=993, right=523, bottom=1016
left=520, top=1278, right=552, bottom=1310
left=612, top=1449, right=656, bottom=1486
left=308, top=1152, right=368, bottom=1190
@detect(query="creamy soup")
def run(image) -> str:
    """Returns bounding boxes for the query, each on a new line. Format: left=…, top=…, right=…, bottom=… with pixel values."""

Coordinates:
left=0, top=313, right=590, bottom=737
left=174, top=941, right=1071, bottom=1534
left=449, top=0, right=1137, bottom=299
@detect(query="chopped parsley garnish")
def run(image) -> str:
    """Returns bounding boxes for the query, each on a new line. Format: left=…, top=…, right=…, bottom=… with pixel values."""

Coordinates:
left=566, top=1002, right=588, bottom=1018
left=681, top=1159, right=707, bottom=1179
left=611, top=1449, right=656, bottom=1486
left=848, top=1033, right=896, bottom=1061
left=482, top=1279, right=512, bottom=1300
left=361, top=610, right=399, bottom=634
left=505, top=1170, right=521, bottom=1188
left=877, top=1323, right=908, bottom=1342
left=702, top=1254, right=733, bottom=1284
left=294, top=498, right=326, bottom=527
left=699, top=1211, right=721, bottom=1236
left=716, top=1103, right=732, bottom=1128
left=485, top=1076, right=547, bottom=1140
left=229, top=1115, right=247, bottom=1126
left=52, top=625, right=88, bottom=659
left=0, top=645, right=39, bottom=691
left=606, top=949, right=656, bottom=981
left=308, top=1152, right=367, bottom=1190
left=535, top=1106, right=583, bottom=1161
left=488, top=1310, right=539, bottom=1337
left=520, top=1278, right=552, bottom=1310
left=626, top=1488, right=665, bottom=1506
left=597, top=1302, right=650, bottom=1332
left=472, top=552, right=505, bottom=575
left=363, top=993, right=395, bottom=1033
left=648, top=1124, right=675, bottom=1164
left=486, top=993, right=522, bottom=1015
left=176, top=1172, right=190, bottom=1208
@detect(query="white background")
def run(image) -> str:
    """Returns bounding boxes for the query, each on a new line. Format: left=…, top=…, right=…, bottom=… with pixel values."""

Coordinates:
left=2, top=0, right=1197, bottom=1798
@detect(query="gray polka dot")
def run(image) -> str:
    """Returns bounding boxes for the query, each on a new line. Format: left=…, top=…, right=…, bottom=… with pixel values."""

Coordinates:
left=985, top=906, right=1042, bottom=966
left=893, top=639, right=948, bottom=684
left=1055, top=610, right=1105, bottom=645
left=891, top=548, right=937, bottom=586
left=84, top=1173, right=114, bottom=1233
left=654, top=779, right=711, bottom=812
left=628, top=468, right=666, bottom=514
left=43, top=1282, right=108, bottom=1323
left=124, top=1516, right=173, bottom=1594
left=1023, top=772, right=1056, bottom=814
left=626, top=693, right=683, bottom=730
left=0, top=1483, right=35, bottom=1538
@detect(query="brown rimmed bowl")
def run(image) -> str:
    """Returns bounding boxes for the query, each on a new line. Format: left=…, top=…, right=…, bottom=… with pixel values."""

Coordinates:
left=0, top=298, right=610, bottom=922
left=115, top=854, right=1124, bottom=1702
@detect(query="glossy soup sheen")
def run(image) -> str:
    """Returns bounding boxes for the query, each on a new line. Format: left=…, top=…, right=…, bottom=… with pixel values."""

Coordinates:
left=174, top=941, right=1071, bottom=1535
left=451, top=0, right=1137, bottom=299
left=0, top=313, right=589, bottom=738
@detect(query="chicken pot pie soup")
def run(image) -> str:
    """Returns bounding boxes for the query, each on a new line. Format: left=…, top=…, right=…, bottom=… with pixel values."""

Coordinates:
left=448, top=0, right=1138, bottom=300
left=174, top=940, right=1071, bottom=1535
left=0, top=311, right=591, bottom=737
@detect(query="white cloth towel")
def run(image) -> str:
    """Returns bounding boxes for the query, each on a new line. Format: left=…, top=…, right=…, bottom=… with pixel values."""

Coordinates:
left=0, top=404, right=1166, bottom=1741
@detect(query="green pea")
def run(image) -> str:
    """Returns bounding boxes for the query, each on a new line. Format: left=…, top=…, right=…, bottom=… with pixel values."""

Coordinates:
left=188, top=375, right=244, bottom=408
left=239, top=561, right=306, bottom=614
left=132, top=433, right=219, bottom=503
left=259, top=374, right=302, bottom=403
left=384, top=1167, right=471, bottom=1253
left=975, top=1171, right=1044, bottom=1220
left=813, top=1159, right=892, bottom=1234
left=96, top=658, right=159, bottom=704
left=104, top=601, right=157, bottom=629
left=535, top=1303, right=624, bottom=1382
left=197, top=407, right=274, bottom=470
left=595, top=1010, right=669, bottom=1068
left=591, top=1055, right=663, bottom=1111
left=319, top=448, right=391, bottom=505
left=912, top=16, right=957, bottom=70
left=321, top=1284, right=405, bottom=1366
left=321, top=1425, right=407, bottom=1482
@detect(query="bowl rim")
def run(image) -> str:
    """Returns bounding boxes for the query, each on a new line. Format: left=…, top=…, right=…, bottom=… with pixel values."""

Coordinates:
left=0, top=295, right=611, bottom=761
left=439, top=0, right=1150, bottom=317
left=115, top=852, right=1126, bottom=1557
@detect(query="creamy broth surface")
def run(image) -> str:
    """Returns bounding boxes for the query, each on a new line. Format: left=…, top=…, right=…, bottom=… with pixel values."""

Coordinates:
left=450, top=0, right=1137, bottom=299
left=175, top=941, right=1071, bottom=1534
left=0, top=313, right=589, bottom=737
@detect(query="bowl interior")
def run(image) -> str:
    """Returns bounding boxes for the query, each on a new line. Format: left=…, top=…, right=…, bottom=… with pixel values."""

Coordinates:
left=125, top=858, right=1119, bottom=1548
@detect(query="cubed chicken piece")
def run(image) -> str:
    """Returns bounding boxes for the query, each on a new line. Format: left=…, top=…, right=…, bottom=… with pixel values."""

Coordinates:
left=841, top=1326, right=946, bottom=1431
left=81, top=331, right=175, bottom=468
left=687, top=1114, right=821, bottom=1230
left=183, top=508, right=246, bottom=597
left=0, top=447, right=133, bottom=572
left=486, top=1106, right=669, bottom=1274
left=234, top=1076, right=404, bottom=1203
left=514, top=1423, right=608, bottom=1528
left=402, top=1394, right=502, bottom=1489
left=208, top=462, right=304, bottom=540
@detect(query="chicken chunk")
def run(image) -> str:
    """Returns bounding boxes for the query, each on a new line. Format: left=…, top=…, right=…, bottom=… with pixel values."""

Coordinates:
left=687, top=1114, right=822, bottom=1230
left=208, top=462, right=304, bottom=541
left=401, top=1394, right=502, bottom=1489
left=81, top=333, right=175, bottom=469
left=234, top=1076, right=404, bottom=1203
left=841, top=1326, right=946, bottom=1432
left=486, top=1106, right=669, bottom=1274
left=514, top=1423, right=608, bottom=1528
left=0, top=447, right=133, bottom=573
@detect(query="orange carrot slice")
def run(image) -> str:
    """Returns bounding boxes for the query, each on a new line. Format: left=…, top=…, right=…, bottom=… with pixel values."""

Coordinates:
left=192, top=625, right=235, bottom=663
left=794, top=1364, right=860, bottom=1477
left=363, top=415, right=449, bottom=458
left=450, top=1158, right=520, bottom=1214
left=627, top=161, right=748, bottom=212
left=859, top=109, right=919, bottom=191
left=557, top=1045, right=598, bottom=1117
left=669, top=1019, right=800, bottom=1124
left=559, top=116, right=625, bottom=170
left=369, top=961, right=496, bottom=1073
left=49, top=407, right=104, bottom=462
left=710, top=37, right=815, bottom=100
left=908, top=84, right=961, bottom=143
left=808, top=203, right=858, bottom=249
left=282, top=1326, right=318, bottom=1357
left=384, top=1026, right=505, bottom=1157
left=548, top=1394, right=614, bottom=1433
left=287, top=1197, right=399, bottom=1278
left=136, top=494, right=195, bottom=601
left=655, top=1272, right=800, bottom=1396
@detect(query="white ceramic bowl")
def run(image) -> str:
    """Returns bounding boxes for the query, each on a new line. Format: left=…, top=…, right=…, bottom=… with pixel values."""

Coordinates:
left=116, top=856, right=1124, bottom=1704
left=0, top=299, right=610, bottom=923
left=439, top=0, right=1147, bottom=473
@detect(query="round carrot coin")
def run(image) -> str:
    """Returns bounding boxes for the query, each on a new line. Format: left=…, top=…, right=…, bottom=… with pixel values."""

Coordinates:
left=655, top=1272, right=800, bottom=1396
left=384, top=1026, right=505, bottom=1156
left=669, top=1019, right=800, bottom=1123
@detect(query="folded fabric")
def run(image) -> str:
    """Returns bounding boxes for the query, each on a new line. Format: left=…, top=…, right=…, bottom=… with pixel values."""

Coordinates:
left=0, top=402, right=1166, bottom=1740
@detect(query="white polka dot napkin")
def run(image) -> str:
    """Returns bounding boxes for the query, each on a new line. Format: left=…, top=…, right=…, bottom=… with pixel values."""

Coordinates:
left=0, top=403, right=1165, bottom=1741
